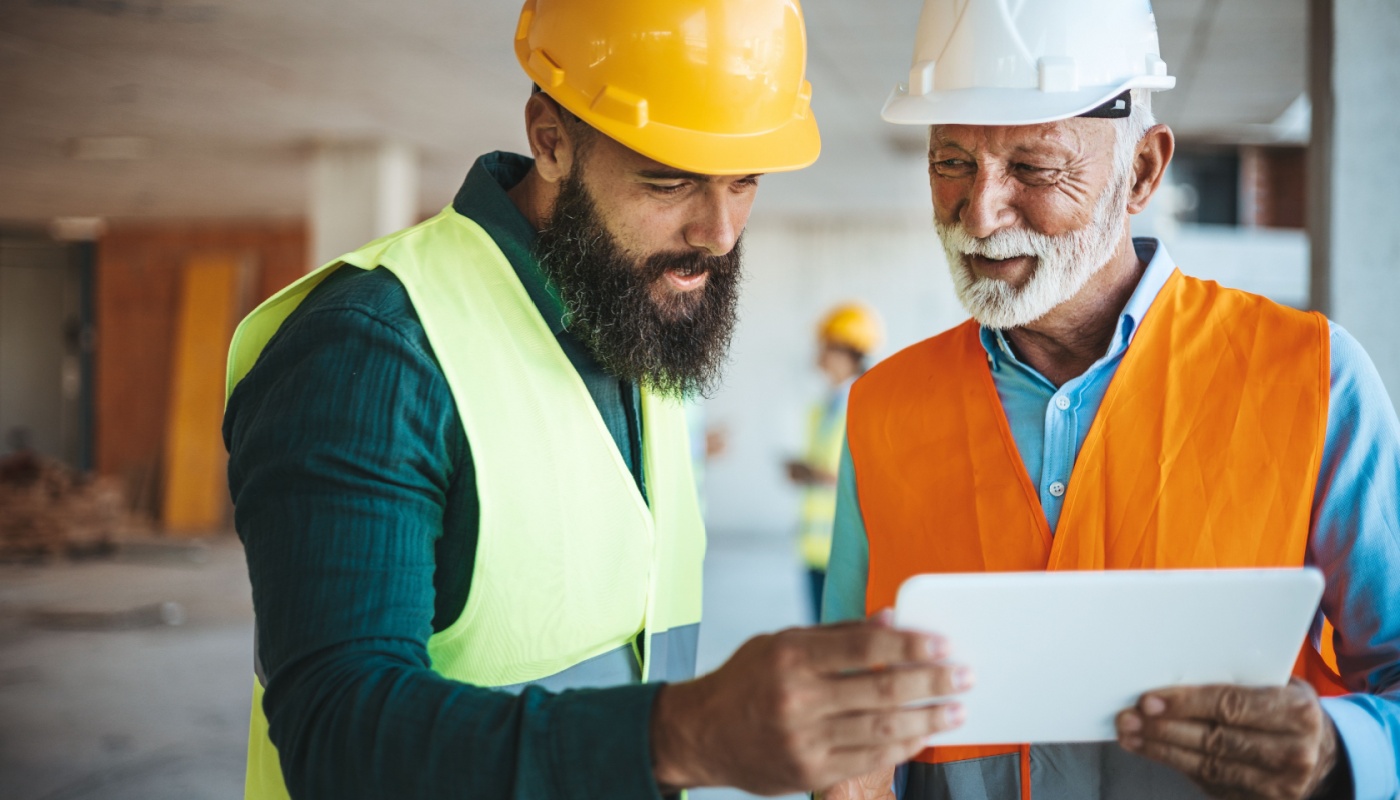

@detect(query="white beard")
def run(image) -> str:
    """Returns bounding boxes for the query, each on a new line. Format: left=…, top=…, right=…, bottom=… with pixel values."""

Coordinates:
left=937, top=175, right=1131, bottom=330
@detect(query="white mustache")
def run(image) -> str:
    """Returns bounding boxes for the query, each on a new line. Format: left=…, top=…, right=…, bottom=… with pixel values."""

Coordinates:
left=941, top=225, right=1053, bottom=263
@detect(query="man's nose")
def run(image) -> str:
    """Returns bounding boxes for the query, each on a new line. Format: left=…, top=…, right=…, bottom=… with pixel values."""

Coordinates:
left=684, top=189, right=743, bottom=256
left=960, top=171, right=1018, bottom=239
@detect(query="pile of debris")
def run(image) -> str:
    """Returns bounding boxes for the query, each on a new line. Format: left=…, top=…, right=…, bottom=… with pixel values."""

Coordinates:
left=0, top=448, right=128, bottom=561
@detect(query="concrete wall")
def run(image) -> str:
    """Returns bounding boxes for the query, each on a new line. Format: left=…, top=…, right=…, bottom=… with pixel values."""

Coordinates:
left=1311, top=0, right=1400, bottom=400
left=1160, top=225, right=1309, bottom=309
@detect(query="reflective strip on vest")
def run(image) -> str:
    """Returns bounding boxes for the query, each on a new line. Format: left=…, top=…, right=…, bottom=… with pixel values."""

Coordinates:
left=648, top=622, right=701, bottom=683
left=493, top=623, right=700, bottom=694
left=250, top=567, right=703, bottom=697
left=230, top=209, right=706, bottom=800
left=903, top=744, right=1207, bottom=800
left=253, top=622, right=699, bottom=695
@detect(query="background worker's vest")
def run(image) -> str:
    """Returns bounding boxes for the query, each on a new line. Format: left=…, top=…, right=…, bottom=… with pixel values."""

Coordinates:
left=798, top=392, right=848, bottom=570
left=848, top=271, right=1345, bottom=800
left=227, top=209, right=706, bottom=800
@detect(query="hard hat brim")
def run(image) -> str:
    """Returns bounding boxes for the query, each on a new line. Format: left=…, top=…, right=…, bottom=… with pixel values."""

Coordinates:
left=881, top=76, right=1176, bottom=127
left=579, top=105, right=822, bottom=176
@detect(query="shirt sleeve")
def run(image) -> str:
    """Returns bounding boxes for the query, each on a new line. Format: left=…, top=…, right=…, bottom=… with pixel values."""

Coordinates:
left=225, top=301, right=664, bottom=800
left=822, top=439, right=871, bottom=623
left=1309, top=322, right=1400, bottom=800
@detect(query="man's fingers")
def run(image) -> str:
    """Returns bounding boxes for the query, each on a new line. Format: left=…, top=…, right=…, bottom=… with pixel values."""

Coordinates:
left=1118, top=711, right=1308, bottom=772
left=1127, top=738, right=1289, bottom=796
left=1137, top=681, right=1319, bottom=734
left=824, top=702, right=965, bottom=748
left=830, top=662, right=972, bottom=710
left=799, top=624, right=947, bottom=673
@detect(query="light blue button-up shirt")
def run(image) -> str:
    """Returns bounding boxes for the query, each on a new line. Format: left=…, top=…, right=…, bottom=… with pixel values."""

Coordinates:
left=823, top=239, right=1400, bottom=799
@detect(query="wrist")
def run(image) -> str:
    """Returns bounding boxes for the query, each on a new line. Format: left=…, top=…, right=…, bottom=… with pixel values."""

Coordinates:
left=650, top=680, right=710, bottom=791
left=1311, top=758, right=1353, bottom=800
left=1310, top=716, right=1353, bottom=800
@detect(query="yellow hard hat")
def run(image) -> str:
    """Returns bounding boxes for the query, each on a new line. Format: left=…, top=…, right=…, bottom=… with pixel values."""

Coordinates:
left=819, top=303, right=884, bottom=355
left=514, top=0, right=821, bottom=175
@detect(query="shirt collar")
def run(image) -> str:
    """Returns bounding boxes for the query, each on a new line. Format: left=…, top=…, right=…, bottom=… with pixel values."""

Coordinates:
left=451, top=151, right=569, bottom=334
left=980, top=237, right=1178, bottom=370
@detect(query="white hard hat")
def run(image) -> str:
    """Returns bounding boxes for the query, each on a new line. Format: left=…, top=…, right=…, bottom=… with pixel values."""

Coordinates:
left=883, top=0, right=1177, bottom=126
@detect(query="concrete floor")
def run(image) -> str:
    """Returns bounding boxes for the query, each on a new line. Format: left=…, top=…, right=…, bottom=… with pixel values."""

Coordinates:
left=0, top=533, right=808, bottom=800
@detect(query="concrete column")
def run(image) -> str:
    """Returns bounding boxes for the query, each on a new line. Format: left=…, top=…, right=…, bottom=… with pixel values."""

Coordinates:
left=1309, top=0, right=1400, bottom=399
left=309, top=140, right=418, bottom=269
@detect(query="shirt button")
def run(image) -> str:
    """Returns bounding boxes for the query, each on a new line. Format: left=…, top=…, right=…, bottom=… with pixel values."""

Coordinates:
left=1049, top=481, right=1066, bottom=497
left=1054, top=396, right=1071, bottom=411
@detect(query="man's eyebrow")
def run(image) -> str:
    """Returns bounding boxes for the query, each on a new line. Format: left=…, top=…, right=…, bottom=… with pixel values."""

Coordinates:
left=635, top=168, right=763, bottom=182
left=636, top=168, right=708, bottom=181
left=1009, top=140, right=1074, bottom=158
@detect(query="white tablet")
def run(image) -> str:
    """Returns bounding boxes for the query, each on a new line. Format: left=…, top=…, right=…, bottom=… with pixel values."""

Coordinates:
left=893, top=568, right=1325, bottom=745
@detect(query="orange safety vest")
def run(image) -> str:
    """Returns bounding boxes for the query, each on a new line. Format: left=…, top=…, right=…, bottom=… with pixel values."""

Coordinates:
left=848, top=270, right=1345, bottom=798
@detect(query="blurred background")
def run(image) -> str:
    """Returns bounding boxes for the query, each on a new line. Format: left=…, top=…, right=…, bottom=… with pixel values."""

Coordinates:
left=1, top=1, right=1396, bottom=798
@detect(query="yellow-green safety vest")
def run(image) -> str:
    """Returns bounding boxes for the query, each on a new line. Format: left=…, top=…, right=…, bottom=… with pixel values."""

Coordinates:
left=797, top=389, right=848, bottom=571
left=227, top=208, right=707, bottom=800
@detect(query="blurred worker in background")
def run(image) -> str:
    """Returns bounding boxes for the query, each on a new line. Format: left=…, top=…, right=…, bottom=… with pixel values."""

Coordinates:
left=785, top=303, right=882, bottom=620
left=823, top=0, right=1400, bottom=798
left=223, top=1, right=969, bottom=799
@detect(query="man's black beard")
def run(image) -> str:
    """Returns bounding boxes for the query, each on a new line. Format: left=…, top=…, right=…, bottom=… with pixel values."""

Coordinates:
left=534, top=170, right=742, bottom=399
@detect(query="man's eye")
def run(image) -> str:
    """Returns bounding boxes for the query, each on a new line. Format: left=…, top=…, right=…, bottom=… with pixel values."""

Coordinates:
left=1016, top=164, right=1052, bottom=174
left=650, top=183, right=686, bottom=195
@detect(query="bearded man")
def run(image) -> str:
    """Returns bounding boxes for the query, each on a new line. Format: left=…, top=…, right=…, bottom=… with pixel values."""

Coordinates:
left=821, top=1, right=1400, bottom=799
left=223, top=2, right=972, bottom=799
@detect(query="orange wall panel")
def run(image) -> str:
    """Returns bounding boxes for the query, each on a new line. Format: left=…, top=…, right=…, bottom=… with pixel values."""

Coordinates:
left=95, top=221, right=307, bottom=527
left=162, top=255, right=246, bottom=534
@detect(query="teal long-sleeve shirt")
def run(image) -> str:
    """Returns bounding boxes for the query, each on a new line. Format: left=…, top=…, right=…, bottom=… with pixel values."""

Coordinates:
left=223, top=152, right=667, bottom=800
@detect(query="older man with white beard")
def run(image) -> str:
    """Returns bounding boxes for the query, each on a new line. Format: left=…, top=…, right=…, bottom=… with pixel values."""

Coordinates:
left=819, top=1, right=1400, bottom=799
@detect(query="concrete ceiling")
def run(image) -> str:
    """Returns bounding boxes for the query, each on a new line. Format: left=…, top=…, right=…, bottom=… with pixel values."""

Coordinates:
left=0, top=0, right=1309, bottom=224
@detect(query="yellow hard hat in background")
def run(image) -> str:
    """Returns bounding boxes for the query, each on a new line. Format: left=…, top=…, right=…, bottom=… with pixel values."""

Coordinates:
left=818, top=303, right=884, bottom=356
left=514, top=0, right=821, bottom=175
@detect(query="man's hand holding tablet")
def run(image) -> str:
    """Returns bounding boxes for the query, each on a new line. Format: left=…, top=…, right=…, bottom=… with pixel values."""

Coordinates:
left=1117, top=678, right=1345, bottom=799
left=652, top=610, right=972, bottom=795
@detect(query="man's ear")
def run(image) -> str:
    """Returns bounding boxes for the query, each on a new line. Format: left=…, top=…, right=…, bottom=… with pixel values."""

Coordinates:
left=523, top=93, right=576, bottom=185
left=1127, top=124, right=1175, bottom=215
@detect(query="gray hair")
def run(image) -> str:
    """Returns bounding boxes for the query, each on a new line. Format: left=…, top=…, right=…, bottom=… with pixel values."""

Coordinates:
left=1111, top=89, right=1156, bottom=183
